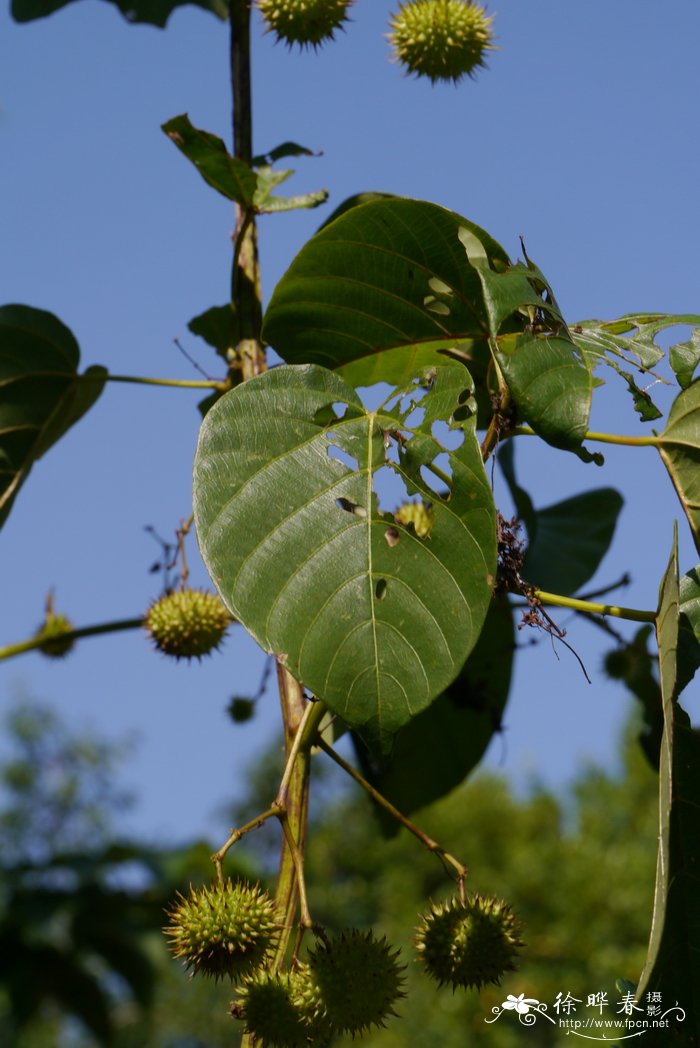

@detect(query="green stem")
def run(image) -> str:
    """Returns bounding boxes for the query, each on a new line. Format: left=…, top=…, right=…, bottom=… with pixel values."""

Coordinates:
left=533, top=589, right=656, bottom=622
left=79, top=373, right=226, bottom=391
left=0, top=617, right=144, bottom=662
left=512, top=425, right=660, bottom=448
left=317, top=738, right=468, bottom=883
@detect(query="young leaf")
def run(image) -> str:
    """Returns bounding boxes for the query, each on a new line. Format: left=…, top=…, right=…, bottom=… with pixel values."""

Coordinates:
left=162, top=116, right=258, bottom=206
left=193, top=364, right=497, bottom=752
left=0, top=305, right=106, bottom=531
left=670, top=328, right=700, bottom=389
left=657, top=379, right=700, bottom=554
left=636, top=529, right=700, bottom=1041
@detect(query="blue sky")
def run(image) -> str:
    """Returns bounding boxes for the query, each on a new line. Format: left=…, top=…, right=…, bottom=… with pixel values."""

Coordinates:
left=1, top=0, right=699, bottom=844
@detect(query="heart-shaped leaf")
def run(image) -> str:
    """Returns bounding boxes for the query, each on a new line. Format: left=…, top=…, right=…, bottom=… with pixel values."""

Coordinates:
left=657, top=379, right=700, bottom=554
left=0, top=305, right=106, bottom=531
left=193, top=364, right=497, bottom=751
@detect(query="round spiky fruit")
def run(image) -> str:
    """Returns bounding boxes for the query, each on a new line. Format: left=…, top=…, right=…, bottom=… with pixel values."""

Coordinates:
left=415, top=893, right=523, bottom=990
left=164, top=879, right=278, bottom=982
left=145, top=588, right=232, bottom=660
left=395, top=500, right=435, bottom=538
left=388, top=0, right=494, bottom=84
left=234, top=967, right=333, bottom=1047
left=299, top=930, right=406, bottom=1035
left=257, top=0, right=353, bottom=49
left=35, top=611, right=75, bottom=659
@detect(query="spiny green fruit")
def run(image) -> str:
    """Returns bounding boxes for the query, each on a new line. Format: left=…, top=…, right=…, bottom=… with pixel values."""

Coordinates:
left=300, top=930, right=406, bottom=1035
left=388, top=0, right=494, bottom=84
left=234, top=967, right=333, bottom=1047
left=395, top=500, right=435, bottom=538
left=35, top=611, right=75, bottom=659
left=257, top=0, right=353, bottom=49
left=415, top=893, right=523, bottom=989
left=164, top=879, right=279, bottom=982
left=145, top=588, right=232, bottom=660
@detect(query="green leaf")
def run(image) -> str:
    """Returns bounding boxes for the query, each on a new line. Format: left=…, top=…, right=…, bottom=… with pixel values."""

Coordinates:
left=637, top=529, right=700, bottom=1043
left=496, top=331, right=593, bottom=448
left=657, top=380, right=700, bottom=555
left=162, top=117, right=328, bottom=213
left=0, top=305, right=106, bottom=531
left=354, top=595, right=513, bottom=828
left=188, top=303, right=238, bottom=363
left=262, top=198, right=511, bottom=386
left=317, top=191, right=397, bottom=231
left=678, top=566, right=700, bottom=696
left=252, top=165, right=328, bottom=214
left=670, top=328, right=700, bottom=389
left=11, top=0, right=226, bottom=28
left=523, top=488, right=623, bottom=594
left=573, top=314, right=700, bottom=421
left=499, top=442, right=623, bottom=594
left=194, top=364, right=497, bottom=752
left=162, top=115, right=257, bottom=205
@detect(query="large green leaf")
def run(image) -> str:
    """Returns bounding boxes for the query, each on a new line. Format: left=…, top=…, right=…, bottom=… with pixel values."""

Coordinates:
left=0, top=305, right=106, bottom=531
left=637, top=530, right=700, bottom=1044
left=657, top=379, right=700, bottom=554
left=499, top=441, right=623, bottom=594
left=262, top=198, right=511, bottom=385
left=353, top=594, right=513, bottom=828
left=263, top=197, right=592, bottom=449
left=11, top=0, right=225, bottom=27
left=194, top=364, right=497, bottom=751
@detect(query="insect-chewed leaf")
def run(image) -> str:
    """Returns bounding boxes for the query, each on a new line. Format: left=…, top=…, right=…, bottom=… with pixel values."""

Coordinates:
left=193, top=364, right=496, bottom=752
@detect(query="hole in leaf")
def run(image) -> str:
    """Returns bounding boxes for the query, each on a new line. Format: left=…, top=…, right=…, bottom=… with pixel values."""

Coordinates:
left=404, top=405, right=425, bottom=429
left=373, top=465, right=411, bottom=512
left=336, top=497, right=367, bottom=517
left=420, top=465, right=450, bottom=501
left=431, top=420, right=464, bottom=449
left=452, top=404, right=473, bottom=422
left=458, top=387, right=473, bottom=404
left=333, top=402, right=348, bottom=419
left=375, top=578, right=387, bottom=600
left=431, top=451, right=452, bottom=479
left=327, top=445, right=359, bottom=471
left=384, top=527, right=400, bottom=548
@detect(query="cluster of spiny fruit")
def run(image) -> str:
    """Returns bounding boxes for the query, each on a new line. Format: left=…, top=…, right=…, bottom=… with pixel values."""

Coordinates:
left=256, top=0, right=495, bottom=84
left=165, top=878, right=523, bottom=1046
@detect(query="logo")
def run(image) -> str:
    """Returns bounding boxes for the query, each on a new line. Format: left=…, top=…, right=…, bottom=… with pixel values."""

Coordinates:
left=485, top=991, right=686, bottom=1040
